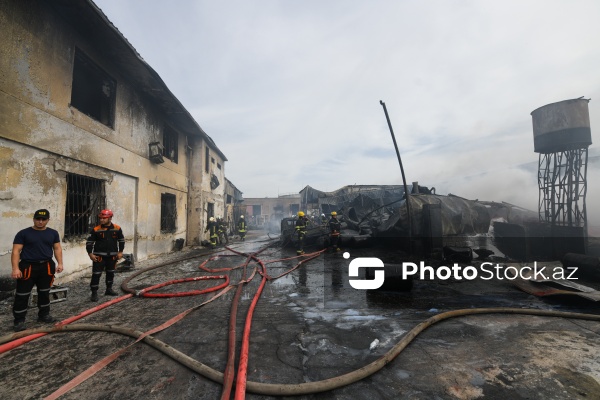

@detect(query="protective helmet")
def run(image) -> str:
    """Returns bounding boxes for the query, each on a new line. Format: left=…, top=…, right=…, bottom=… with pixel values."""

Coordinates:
left=209, top=217, right=215, bottom=222
left=331, top=211, right=337, bottom=216
left=321, top=214, right=325, bottom=217
left=240, top=215, right=244, bottom=219
left=99, top=209, right=113, bottom=218
left=298, top=211, right=305, bottom=217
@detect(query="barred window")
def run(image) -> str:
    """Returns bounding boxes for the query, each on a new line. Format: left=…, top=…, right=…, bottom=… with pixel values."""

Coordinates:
left=161, top=193, right=177, bottom=232
left=65, top=174, right=106, bottom=238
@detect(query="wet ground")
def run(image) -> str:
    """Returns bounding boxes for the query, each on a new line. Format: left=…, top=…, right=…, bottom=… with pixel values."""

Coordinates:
left=1, top=230, right=600, bottom=399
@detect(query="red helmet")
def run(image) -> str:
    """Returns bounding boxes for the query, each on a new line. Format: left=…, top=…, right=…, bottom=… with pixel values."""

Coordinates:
left=99, top=209, right=114, bottom=218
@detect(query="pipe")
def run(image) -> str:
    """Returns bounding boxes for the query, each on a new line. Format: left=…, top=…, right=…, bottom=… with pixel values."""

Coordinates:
left=380, top=100, right=412, bottom=254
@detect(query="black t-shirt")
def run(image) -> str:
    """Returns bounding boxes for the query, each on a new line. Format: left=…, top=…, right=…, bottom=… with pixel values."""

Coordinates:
left=13, top=227, right=60, bottom=261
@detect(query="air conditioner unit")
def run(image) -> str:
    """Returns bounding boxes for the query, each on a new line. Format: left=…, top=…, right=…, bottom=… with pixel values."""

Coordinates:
left=149, top=142, right=165, bottom=164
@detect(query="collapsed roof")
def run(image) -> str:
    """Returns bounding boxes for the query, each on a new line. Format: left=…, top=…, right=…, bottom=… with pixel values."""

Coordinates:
left=300, top=185, right=536, bottom=238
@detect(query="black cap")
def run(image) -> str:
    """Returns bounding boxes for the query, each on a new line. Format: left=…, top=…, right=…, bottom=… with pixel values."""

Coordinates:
left=33, top=209, right=50, bottom=219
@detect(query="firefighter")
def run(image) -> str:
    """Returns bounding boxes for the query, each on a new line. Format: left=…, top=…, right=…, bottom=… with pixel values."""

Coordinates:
left=328, top=211, right=342, bottom=252
left=238, top=215, right=247, bottom=241
left=217, top=217, right=228, bottom=245
left=86, top=209, right=125, bottom=302
left=320, top=213, right=328, bottom=225
left=205, top=217, right=218, bottom=249
left=295, top=211, right=310, bottom=255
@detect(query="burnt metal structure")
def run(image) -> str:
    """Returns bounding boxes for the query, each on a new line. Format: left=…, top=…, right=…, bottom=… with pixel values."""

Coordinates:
left=531, top=98, right=592, bottom=231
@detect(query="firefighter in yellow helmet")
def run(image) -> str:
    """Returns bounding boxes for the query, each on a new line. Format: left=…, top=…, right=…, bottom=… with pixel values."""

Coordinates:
left=295, top=211, right=310, bottom=255
left=237, top=215, right=247, bottom=241
left=328, top=211, right=342, bottom=252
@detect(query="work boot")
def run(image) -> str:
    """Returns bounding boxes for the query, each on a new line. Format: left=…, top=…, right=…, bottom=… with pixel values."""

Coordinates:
left=13, top=320, right=26, bottom=332
left=105, top=288, right=118, bottom=296
left=37, top=314, right=56, bottom=323
left=91, top=290, right=98, bottom=302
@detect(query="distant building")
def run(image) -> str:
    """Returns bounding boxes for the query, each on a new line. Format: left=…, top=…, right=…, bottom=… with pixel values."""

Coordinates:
left=243, top=194, right=301, bottom=229
left=0, top=0, right=229, bottom=293
left=224, top=178, right=244, bottom=232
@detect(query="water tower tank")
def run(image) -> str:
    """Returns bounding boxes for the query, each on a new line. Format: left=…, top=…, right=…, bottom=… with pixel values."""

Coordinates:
left=530, top=98, right=592, bottom=154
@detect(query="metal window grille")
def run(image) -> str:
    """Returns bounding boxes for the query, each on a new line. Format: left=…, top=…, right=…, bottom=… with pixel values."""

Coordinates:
left=65, top=174, right=106, bottom=238
left=161, top=193, right=177, bottom=232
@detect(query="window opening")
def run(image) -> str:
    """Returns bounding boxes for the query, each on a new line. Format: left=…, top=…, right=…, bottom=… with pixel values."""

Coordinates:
left=290, top=204, right=300, bottom=215
left=71, top=49, right=116, bottom=128
left=65, top=174, right=106, bottom=238
left=163, top=126, right=178, bottom=163
left=207, top=202, right=214, bottom=220
left=161, top=193, right=177, bottom=233
left=205, top=147, right=210, bottom=173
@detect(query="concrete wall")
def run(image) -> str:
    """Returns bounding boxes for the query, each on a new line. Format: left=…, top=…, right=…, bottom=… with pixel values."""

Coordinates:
left=0, top=0, right=224, bottom=291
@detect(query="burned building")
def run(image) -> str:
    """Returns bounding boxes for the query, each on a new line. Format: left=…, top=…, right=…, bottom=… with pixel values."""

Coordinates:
left=0, top=0, right=229, bottom=295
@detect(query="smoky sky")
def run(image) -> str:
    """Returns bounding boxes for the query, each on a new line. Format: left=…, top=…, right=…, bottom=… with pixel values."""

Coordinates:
left=92, top=0, right=600, bottom=226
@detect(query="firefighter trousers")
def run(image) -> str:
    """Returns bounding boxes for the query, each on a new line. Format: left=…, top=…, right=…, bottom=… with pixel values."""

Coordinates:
left=90, top=255, right=117, bottom=292
left=13, top=260, right=55, bottom=322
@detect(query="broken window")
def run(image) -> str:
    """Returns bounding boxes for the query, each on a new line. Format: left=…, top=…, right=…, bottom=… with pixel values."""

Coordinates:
left=160, top=193, right=177, bottom=233
left=163, top=126, right=178, bottom=163
left=210, top=174, right=220, bottom=190
left=226, top=194, right=232, bottom=204
left=70, top=49, right=116, bottom=128
left=217, top=163, right=221, bottom=170
left=65, top=174, right=106, bottom=238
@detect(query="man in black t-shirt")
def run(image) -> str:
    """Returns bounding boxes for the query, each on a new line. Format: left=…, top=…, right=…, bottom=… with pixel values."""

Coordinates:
left=11, top=209, right=64, bottom=332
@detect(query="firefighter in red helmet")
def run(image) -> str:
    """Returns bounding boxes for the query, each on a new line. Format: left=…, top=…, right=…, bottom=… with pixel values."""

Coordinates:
left=86, top=209, right=125, bottom=301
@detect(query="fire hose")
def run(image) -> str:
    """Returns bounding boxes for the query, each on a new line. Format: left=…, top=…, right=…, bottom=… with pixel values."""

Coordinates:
left=1, top=308, right=599, bottom=397
left=1, top=239, right=599, bottom=398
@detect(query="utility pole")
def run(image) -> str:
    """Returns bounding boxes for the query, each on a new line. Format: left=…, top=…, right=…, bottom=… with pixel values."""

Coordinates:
left=380, top=100, right=412, bottom=254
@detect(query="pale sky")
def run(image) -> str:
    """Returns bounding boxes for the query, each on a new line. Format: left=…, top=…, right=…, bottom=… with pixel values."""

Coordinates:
left=92, top=0, right=600, bottom=225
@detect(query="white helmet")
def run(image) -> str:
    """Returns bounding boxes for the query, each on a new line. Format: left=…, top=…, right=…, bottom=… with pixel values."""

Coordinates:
left=241, top=215, right=245, bottom=219
left=321, top=214, right=325, bottom=217
left=209, top=217, right=215, bottom=222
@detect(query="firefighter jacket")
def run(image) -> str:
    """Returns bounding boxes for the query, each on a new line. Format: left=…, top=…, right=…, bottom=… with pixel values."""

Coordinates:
left=328, top=217, right=341, bottom=234
left=238, top=219, right=247, bottom=232
left=206, top=220, right=218, bottom=235
left=86, top=223, right=125, bottom=255
left=295, top=216, right=309, bottom=233
left=220, top=219, right=229, bottom=233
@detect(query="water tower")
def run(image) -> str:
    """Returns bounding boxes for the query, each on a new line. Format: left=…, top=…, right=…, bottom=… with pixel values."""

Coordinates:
left=530, top=98, right=592, bottom=233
